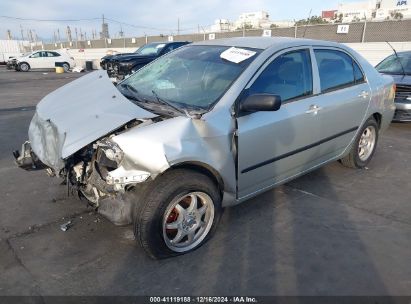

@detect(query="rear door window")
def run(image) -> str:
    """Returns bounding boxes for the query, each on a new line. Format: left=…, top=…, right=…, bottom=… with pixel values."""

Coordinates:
left=47, top=51, right=61, bottom=57
left=314, top=49, right=364, bottom=92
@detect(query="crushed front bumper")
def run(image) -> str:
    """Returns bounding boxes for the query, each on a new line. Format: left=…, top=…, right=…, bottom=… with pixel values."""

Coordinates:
left=393, top=100, right=411, bottom=122
left=13, top=141, right=47, bottom=171
left=6, top=61, right=17, bottom=70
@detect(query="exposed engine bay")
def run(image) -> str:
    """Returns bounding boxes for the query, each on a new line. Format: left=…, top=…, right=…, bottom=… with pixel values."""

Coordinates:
left=59, top=117, right=165, bottom=205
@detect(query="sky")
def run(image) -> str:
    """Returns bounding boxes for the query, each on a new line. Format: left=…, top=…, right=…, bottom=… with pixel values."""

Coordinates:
left=0, top=0, right=362, bottom=41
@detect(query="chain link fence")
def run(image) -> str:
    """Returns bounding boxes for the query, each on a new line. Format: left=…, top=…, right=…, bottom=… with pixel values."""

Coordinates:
left=34, top=19, right=411, bottom=51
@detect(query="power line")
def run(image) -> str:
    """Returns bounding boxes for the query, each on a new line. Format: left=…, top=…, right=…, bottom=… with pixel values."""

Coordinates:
left=0, top=15, right=101, bottom=22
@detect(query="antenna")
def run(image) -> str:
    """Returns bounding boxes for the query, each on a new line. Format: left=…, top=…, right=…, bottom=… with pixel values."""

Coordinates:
left=386, top=41, right=406, bottom=76
left=302, top=8, right=312, bottom=38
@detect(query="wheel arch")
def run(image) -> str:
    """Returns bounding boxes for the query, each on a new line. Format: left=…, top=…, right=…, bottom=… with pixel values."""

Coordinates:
left=371, top=112, right=382, bottom=130
left=166, top=161, right=225, bottom=196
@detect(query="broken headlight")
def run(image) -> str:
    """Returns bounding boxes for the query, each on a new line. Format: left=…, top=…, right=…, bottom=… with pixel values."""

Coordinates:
left=96, top=139, right=124, bottom=169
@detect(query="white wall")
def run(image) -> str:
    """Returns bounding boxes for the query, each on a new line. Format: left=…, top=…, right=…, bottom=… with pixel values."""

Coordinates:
left=63, top=42, right=411, bottom=69
left=345, top=41, right=411, bottom=65
left=0, top=39, right=30, bottom=63
left=66, top=47, right=136, bottom=69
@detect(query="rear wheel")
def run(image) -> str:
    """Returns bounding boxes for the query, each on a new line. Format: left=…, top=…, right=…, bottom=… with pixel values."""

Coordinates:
left=18, top=62, right=30, bottom=72
left=134, top=169, right=222, bottom=259
left=340, top=117, right=378, bottom=168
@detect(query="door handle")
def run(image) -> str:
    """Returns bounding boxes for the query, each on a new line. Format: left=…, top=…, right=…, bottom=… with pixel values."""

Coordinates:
left=358, top=90, right=370, bottom=98
left=305, top=104, right=322, bottom=114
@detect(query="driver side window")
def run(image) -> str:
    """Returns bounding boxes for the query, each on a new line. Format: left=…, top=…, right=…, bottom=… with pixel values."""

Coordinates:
left=249, top=49, right=313, bottom=102
left=30, top=52, right=41, bottom=58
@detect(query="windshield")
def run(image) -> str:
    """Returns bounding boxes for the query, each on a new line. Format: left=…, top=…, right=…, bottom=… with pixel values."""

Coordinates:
left=135, top=43, right=166, bottom=56
left=376, top=54, right=411, bottom=75
left=118, top=45, right=261, bottom=113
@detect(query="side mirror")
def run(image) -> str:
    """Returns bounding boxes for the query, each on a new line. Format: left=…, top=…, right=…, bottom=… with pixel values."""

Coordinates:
left=240, top=94, right=282, bottom=112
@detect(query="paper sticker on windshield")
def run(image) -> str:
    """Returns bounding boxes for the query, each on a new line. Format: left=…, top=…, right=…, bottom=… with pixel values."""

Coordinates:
left=156, top=44, right=166, bottom=49
left=220, top=47, right=256, bottom=63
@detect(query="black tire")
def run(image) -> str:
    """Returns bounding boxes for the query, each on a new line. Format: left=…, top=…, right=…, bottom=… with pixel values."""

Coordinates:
left=18, top=62, right=30, bottom=72
left=340, top=117, right=379, bottom=169
left=133, top=169, right=223, bottom=259
left=62, top=62, right=70, bottom=72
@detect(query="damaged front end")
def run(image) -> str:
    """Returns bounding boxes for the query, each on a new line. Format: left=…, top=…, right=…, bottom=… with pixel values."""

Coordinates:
left=68, top=128, right=152, bottom=205
left=14, top=117, right=160, bottom=225
left=14, top=141, right=48, bottom=171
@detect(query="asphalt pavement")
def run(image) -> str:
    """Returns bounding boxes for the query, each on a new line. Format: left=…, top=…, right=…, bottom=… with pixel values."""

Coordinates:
left=0, top=66, right=410, bottom=296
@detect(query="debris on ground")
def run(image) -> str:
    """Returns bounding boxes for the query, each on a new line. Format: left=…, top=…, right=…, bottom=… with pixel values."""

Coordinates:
left=60, top=220, right=73, bottom=232
left=72, top=66, right=84, bottom=73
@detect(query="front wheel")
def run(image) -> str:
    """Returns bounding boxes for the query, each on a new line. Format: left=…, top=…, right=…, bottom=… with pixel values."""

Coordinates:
left=18, top=62, right=30, bottom=72
left=340, top=117, right=379, bottom=168
left=134, top=169, right=222, bottom=259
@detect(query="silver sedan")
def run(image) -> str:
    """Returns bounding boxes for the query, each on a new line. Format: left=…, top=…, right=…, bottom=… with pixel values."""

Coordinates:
left=15, top=37, right=395, bottom=258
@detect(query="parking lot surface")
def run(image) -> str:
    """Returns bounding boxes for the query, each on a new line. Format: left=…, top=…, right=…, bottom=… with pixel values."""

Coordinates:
left=0, top=66, right=410, bottom=296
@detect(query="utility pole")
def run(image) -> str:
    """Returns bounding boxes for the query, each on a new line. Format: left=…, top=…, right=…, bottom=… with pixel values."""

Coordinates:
left=28, top=29, right=34, bottom=42
left=33, top=30, right=37, bottom=44
left=361, top=12, right=367, bottom=43
left=119, top=24, right=124, bottom=37
left=20, top=25, right=24, bottom=40
left=66, top=26, right=72, bottom=42
left=177, top=18, right=180, bottom=36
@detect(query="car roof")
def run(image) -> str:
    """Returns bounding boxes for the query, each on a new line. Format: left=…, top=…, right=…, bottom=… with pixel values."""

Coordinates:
left=396, top=50, right=411, bottom=56
left=148, top=41, right=190, bottom=45
left=194, top=37, right=343, bottom=50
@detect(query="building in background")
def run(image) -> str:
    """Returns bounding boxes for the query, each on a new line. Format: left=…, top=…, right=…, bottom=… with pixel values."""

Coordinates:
left=210, top=19, right=231, bottom=32
left=99, top=15, right=110, bottom=39
left=332, top=0, right=411, bottom=22
left=374, top=0, right=410, bottom=19
left=322, top=10, right=338, bottom=21
left=234, top=11, right=272, bottom=29
left=208, top=11, right=294, bottom=32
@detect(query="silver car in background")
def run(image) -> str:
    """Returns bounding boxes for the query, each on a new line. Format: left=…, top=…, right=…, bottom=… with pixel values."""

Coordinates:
left=15, top=37, right=395, bottom=258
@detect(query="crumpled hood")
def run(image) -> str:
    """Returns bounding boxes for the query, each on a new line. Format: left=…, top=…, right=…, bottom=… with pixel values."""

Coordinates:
left=116, top=54, right=156, bottom=62
left=29, top=70, right=157, bottom=171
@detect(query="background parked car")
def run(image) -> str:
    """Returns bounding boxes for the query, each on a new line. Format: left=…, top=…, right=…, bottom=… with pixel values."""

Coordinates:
left=376, top=51, right=411, bottom=122
left=108, top=41, right=191, bottom=80
left=15, top=50, right=75, bottom=72
left=100, top=49, right=138, bottom=71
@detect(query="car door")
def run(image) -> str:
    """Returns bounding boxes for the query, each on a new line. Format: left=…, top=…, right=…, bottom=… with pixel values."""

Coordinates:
left=236, top=47, right=323, bottom=199
left=311, top=48, right=371, bottom=161
left=27, top=51, right=43, bottom=68
left=45, top=51, right=60, bottom=68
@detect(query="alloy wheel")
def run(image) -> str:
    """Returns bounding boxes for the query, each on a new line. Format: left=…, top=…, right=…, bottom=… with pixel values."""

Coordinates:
left=162, top=191, right=215, bottom=252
